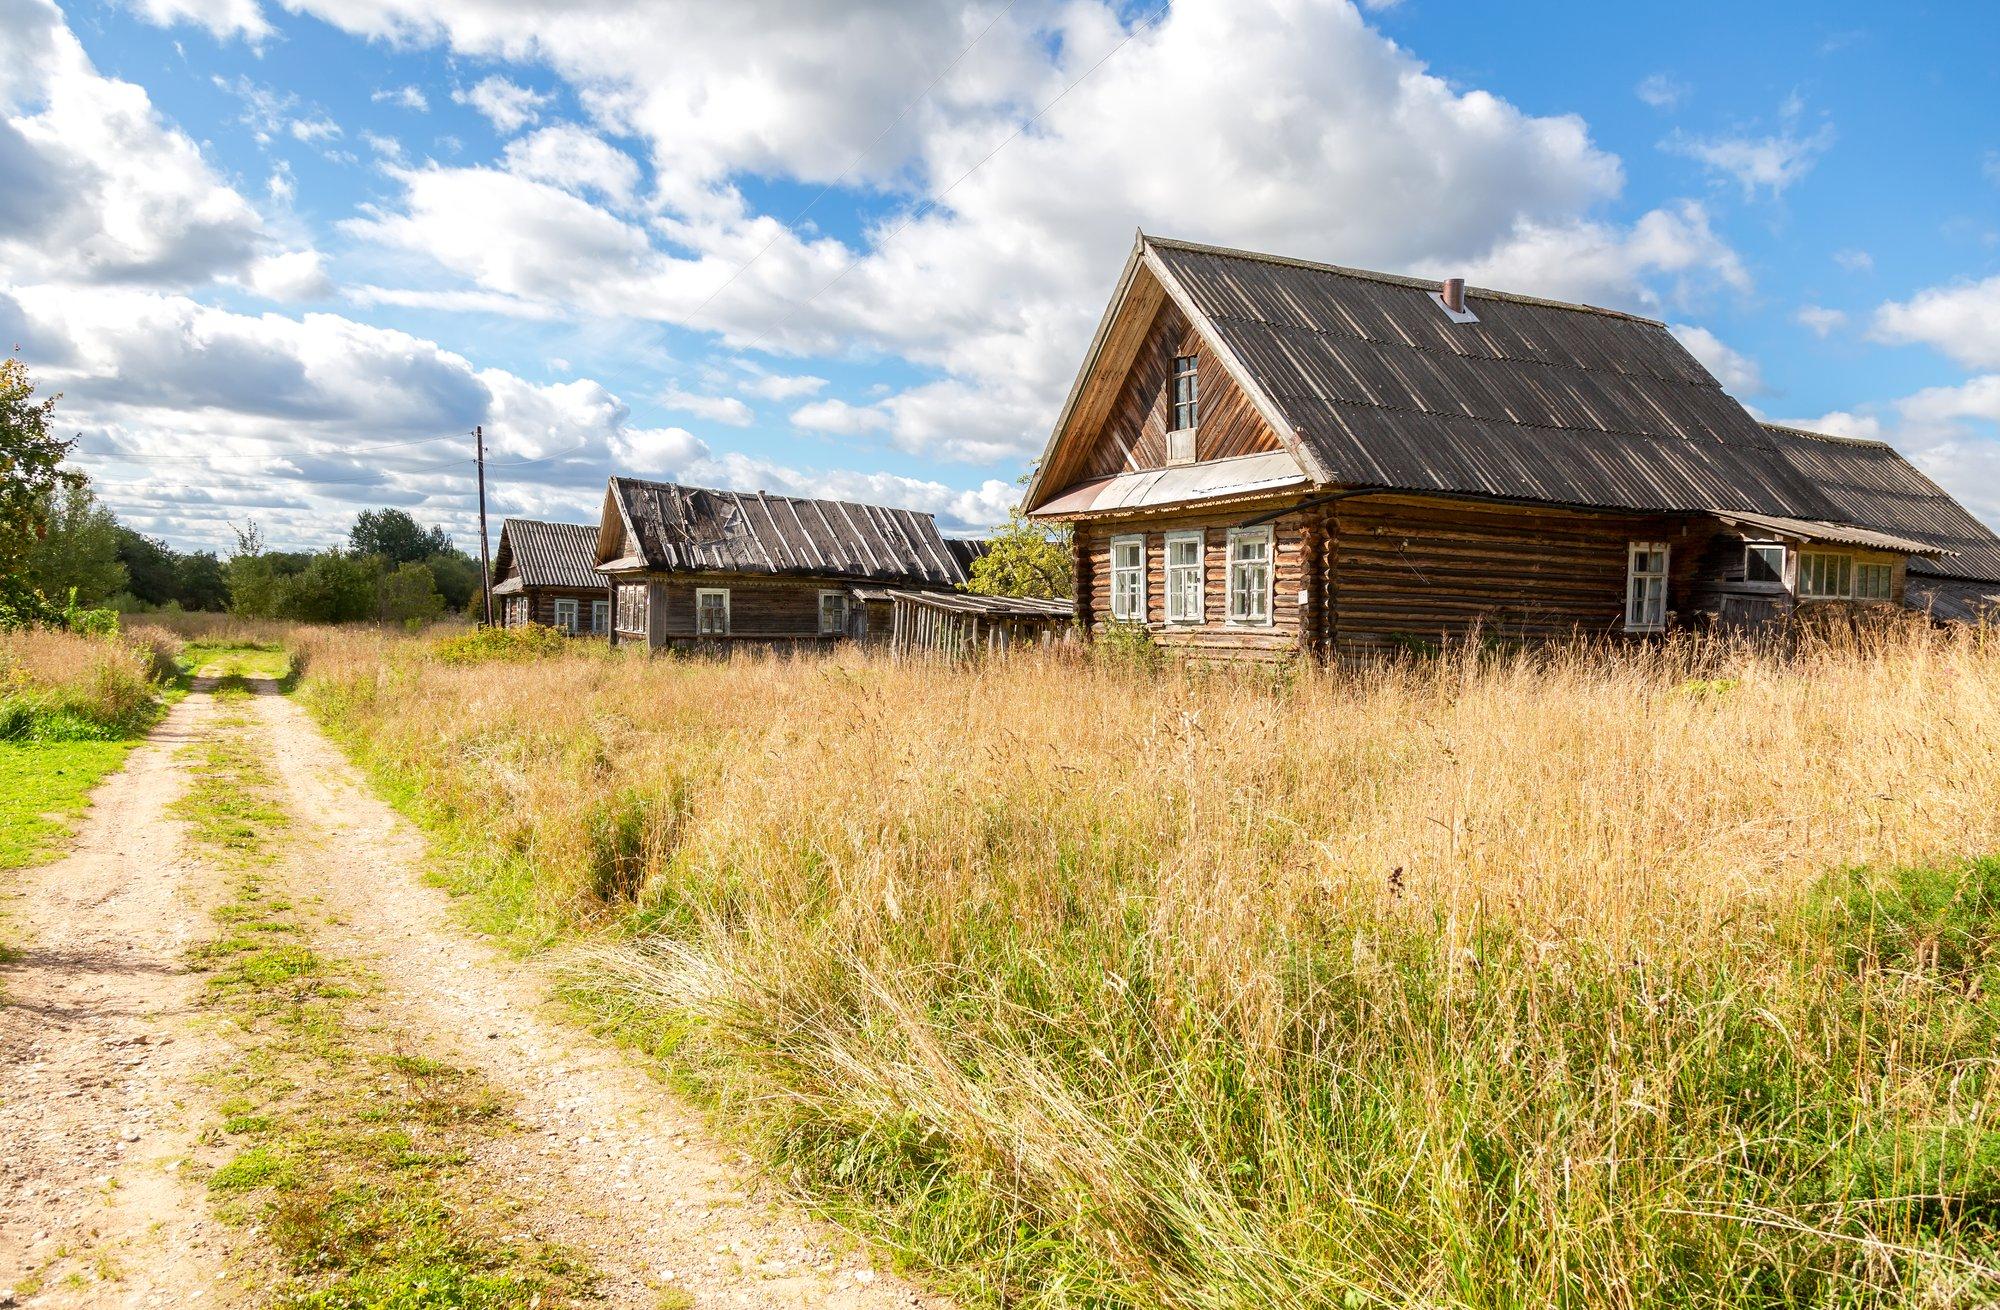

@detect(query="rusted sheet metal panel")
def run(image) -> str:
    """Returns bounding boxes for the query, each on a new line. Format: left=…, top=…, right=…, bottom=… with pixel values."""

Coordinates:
left=493, top=519, right=605, bottom=590
left=1037, top=450, right=1307, bottom=517
left=610, top=478, right=966, bottom=587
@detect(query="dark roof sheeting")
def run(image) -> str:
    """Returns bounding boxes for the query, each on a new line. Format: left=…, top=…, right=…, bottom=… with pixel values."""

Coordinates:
left=1907, top=576, right=2000, bottom=624
left=607, top=478, right=965, bottom=586
left=1136, top=238, right=2000, bottom=582
left=494, top=519, right=603, bottom=590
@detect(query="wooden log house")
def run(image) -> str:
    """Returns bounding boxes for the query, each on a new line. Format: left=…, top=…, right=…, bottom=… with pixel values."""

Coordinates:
left=1024, top=233, right=2000, bottom=660
left=489, top=518, right=611, bottom=636
left=592, top=477, right=1066, bottom=654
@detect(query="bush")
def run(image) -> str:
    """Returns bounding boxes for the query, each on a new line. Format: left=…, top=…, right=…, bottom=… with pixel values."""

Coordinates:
left=0, top=626, right=178, bottom=740
left=428, top=624, right=572, bottom=666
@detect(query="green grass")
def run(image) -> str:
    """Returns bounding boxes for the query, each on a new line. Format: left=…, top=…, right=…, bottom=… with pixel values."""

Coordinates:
left=0, top=739, right=143, bottom=870
left=175, top=705, right=596, bottom=1308
left=181, top=641, right=293, bottom=683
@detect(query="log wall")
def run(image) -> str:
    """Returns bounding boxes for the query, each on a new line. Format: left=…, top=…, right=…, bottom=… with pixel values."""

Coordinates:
left=506, top=585, right=613, bottom=635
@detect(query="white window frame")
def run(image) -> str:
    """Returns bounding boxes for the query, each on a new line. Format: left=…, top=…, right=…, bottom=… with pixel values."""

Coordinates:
left=1625, top=541, right=1670, bottom=633
left=503, top=595, right=527, bottom=628
left=1854, top=560, right=1894, bottom=602
left=614, top=582, right=650, bottom=636
left=1225, top=526, right=1274, bottom=626
left=1164, top=530, right=1205, bottom=624
left=1743, top=541, right=1786, bottom=587
left=818, top=589, right=850, bottom=636
left=1169, top=353, right=1199, bottom=433
left=695, top=586, right=731, bottom=637
left=552, top=597, right=579, bottom=633
left=1109, top=534, right=1147, bottom=623
left=1798, top=551, right=1853, bottom=601
left=590, top=598, right=610, bottom=634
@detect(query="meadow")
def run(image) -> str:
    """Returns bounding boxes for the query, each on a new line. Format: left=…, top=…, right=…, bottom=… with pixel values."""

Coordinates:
left=283, top=623, right=2000, bottom=1308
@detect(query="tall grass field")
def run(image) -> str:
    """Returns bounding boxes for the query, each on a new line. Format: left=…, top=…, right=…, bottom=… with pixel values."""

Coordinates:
left=296, top=625, right=2000, bottom=1309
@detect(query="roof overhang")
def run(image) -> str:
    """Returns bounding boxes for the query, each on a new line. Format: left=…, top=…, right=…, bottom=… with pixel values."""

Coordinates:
left=1711, top=510, right=1950, bottom=558
left=490, top=576, right=524, bottom=596
left=1033, top=450, right=1309, bottom=520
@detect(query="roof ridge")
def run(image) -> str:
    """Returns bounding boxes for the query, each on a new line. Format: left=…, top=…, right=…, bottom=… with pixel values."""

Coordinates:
left=611, top=474, right=943, bottom=522
left=1141, top=232, right=1667, bottom=326
left=1759, top=421, right=1894, bottom=450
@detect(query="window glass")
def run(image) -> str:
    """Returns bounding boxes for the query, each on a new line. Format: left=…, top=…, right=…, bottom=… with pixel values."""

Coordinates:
left=590, top=599, right=609, bottom=634
left=819, top=590, right=850, bottom=635
left=1110, top=535, right=1146, bottom=622
left=1226, top=528, right=1272, bottom=624
left=1854, top=561, right=1893, bottom=601
left=696, top=588, right=730, bottom=636
left=615, top=583, right=650, bottom=634
left=1625, top=542, right=1670, bottom=631
left=1799, top=552, right=1852, bottom=600
left=1744, top=543, right=1785, bottom=585
left=1170, top=354, right=1198, bottom=431
left=1166, top=533, right=1203, bottom=623
left=553, top=598, right=579, bottom=632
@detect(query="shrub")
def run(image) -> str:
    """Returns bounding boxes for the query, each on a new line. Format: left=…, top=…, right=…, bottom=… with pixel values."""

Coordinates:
left=0, top=626, right=178, bottom=740
left=429, top=623, right=573, bottom=666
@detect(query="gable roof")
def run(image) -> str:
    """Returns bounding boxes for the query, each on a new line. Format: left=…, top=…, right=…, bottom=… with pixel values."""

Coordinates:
left=596, top=477, right=966, bottom=587
left=491, top=519, right=603, bottom=591
left=1026, top=233, right=2000, bottom=582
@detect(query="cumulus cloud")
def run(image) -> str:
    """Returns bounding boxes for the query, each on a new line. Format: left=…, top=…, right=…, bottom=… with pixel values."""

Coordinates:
left=1, top=0, right=267, bottom=286
left=657, top=385, right=753, bottom=427
left=372, top=85, right=429, bottom=112
left=121, top=0, right=270, bottom=42
left=1872, top=275, right=2000, bottom=370
left=1665, top=97, right=1834, bottom=199
left=244, top=249, right=333, bottom=301
left=1670, top=323, right=1763, bottom=395
left=1795, top=305, right=1847, bottom=338
left=501, top=123, right=640, bottom=204
left=453, top=75, right=552, bottom=133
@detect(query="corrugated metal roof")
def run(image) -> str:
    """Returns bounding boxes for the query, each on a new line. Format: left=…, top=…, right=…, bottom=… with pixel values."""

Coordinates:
left=1907, top=576, right=2000, bottom=624
left=1109, top=237, right=2000, bottom=581
left=1037, top=450, right=1308, bottom=517
left=606, top=478, right=966, bottom=587
left=492, top=519, right=603, bottom=590
left=1708, top=510, right=1950, bottom=557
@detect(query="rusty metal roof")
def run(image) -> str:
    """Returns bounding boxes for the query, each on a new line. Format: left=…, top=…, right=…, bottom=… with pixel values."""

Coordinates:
left=1111, top=237, right=2000, bottom=580
left=1037, top=450, right=1308, bottom=518
left=603, top=478, right=966, bottom=586
left=492, top=519, right=604, bottom=590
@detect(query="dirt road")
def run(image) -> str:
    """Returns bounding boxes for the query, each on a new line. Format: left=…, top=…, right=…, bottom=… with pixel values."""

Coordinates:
left=2, top=676, right=946, bottom=1308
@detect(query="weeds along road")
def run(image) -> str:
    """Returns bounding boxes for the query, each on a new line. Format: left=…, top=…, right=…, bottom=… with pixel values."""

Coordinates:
left=2, top=670, right=947, bottom=1309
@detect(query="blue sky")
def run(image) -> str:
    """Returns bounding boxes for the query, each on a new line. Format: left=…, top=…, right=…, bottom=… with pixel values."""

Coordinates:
left=3, top=0, right=1996, bottom=553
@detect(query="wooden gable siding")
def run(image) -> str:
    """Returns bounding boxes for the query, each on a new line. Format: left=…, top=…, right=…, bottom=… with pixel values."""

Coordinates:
left=1077, top=300, right=1282, bottom=481
left=1324, top=496, right=1712, bottom=654
left=1074, top=506, right=1307, bottom=661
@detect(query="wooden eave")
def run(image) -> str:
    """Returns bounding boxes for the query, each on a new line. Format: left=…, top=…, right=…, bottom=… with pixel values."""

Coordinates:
left=594, top=481, right=643, bottom=569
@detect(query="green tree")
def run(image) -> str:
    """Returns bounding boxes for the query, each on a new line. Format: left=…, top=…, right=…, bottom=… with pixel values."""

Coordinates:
left=116, top=527, right=180, bottom=606
left=23, top=477, right=127, bottom=606
left=423, top=547, right=483, bottom=612
left=225, top=521, right=286, bottom=617
left=276, top=551, right=380, bottom=623
left=0, top=355, right=78, bottom=623
left=173, top=551, right=229, bottom=611
left=965, top=511, right=1073, bottom=600
left=378, top=561, right=445, bottom=626
left=349, top=508, right=451, bottom=564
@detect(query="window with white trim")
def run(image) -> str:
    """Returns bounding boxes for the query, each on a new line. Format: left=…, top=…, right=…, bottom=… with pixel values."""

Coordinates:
left=1169, top=354, right=1198, bottom=432
left=503, top=596, right=527, bottom=628
left=1226, top=526, right=1273, bottom=625
left=1854, top=561, right=1894, bottom=601
left=1743, top=542, right=1785, bottom=586
left=1799, top=551, right=1852, bottom=600
left=818, top=589, right=850, bottom=635
left=1165, top=531, right=1204, bottom=623
left=1109, top=534, right=1146, bottom=623
left=695, top=587, right=730, bottom=636
left=590, top=599, right=610, bottom=634
left=614, top=583, right=650, bottom=635
left=1625, top=542, right=1670, bottom=632
left=553, top=598, right=579, bottom=633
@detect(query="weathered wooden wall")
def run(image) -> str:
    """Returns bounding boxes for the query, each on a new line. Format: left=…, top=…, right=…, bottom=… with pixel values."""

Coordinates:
left=1077, top=302, right=1282, bottom=481
left=507, top=585, right=613, bottom=634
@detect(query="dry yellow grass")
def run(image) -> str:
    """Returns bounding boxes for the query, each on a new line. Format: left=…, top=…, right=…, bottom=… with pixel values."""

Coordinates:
left=296, top=624, right=2000, bottom=1309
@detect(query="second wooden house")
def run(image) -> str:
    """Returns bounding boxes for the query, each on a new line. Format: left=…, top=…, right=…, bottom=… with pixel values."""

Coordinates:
left=490, top=518, right=610, bottom=636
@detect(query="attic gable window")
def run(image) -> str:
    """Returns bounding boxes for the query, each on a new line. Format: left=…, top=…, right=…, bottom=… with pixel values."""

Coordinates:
left=1625, top=542, right=1669, bottom=632
left=1169, top=354, right=1198, bottom=438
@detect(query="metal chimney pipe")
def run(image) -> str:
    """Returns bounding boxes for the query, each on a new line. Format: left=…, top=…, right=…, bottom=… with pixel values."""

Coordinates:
left=1442, top=277, right=1466, bottom=315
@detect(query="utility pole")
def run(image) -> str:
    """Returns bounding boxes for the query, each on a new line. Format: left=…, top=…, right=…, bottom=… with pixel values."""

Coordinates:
left=475, top=424, right=494, bottom=628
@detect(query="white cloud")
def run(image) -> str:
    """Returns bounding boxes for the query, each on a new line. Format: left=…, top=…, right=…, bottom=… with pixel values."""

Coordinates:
left=1635, top=73, right=1688, bottom=110
left=373, top=85, right=430, bottom=112
left=501, top=123, right=640, bottom=204
left=1983, top=148, right=2000, bottom=187
left=1670, top=323, right=1763, bottom=394
left=1765, top=409, right=1882, bottom=441
left=1795, top=305, right=1846, bottom=337
left=736, top=364, right=827, bottom=401
left=1833, top=247, right=1873, bottom=273
left=346, top=284, right=565, bottom=319
left=213, top=74, right=342, bottom=148
left=244, top=249, right=333, bottom=301
left=1, top=1, right=266, bottom=287
left=453, top=76, right=552, bottom=134
left=1665, top=98, right=1834, bottom=199
left=658, top=385, right=753, bottom=427
left=1872, top=275, right=2000, bottom=370
left=1451, top=200, right=1748, bottom=310
left=1898, top=375, right=2000, bottom=429
left=121, top=0, right=270, bottom=42
left=791, top=398, right=890, bottom=436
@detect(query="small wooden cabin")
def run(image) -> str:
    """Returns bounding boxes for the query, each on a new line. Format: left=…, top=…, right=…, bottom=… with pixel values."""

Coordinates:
left=593, top=477, right=976, bottom=652
left=1024, top=233, right=2000, bottom=660
left=490, top=518, right=610, bottom=636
